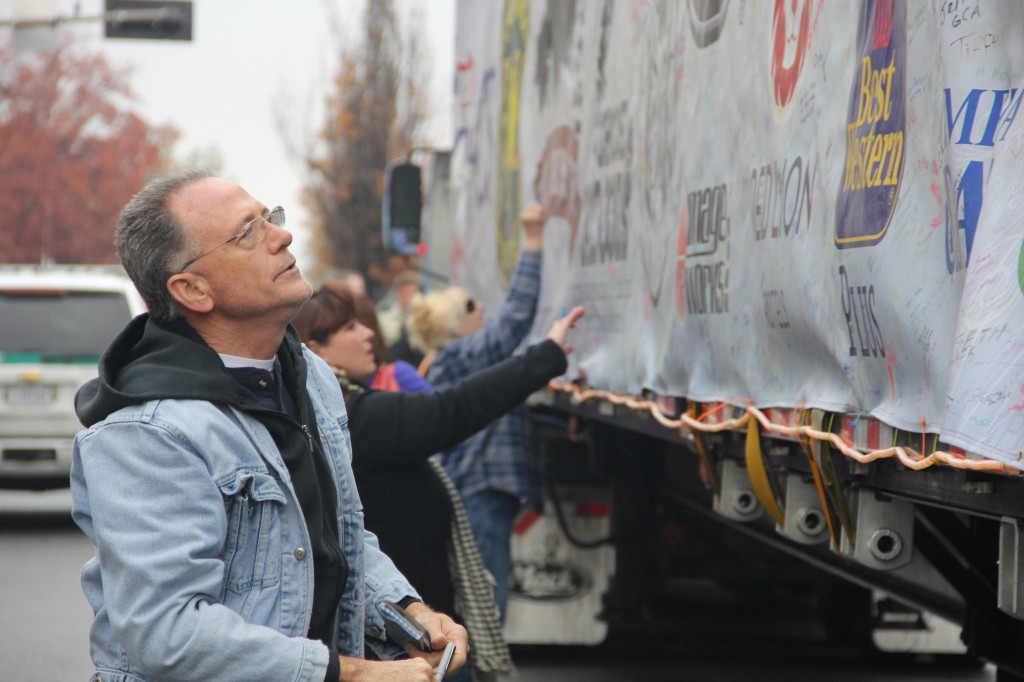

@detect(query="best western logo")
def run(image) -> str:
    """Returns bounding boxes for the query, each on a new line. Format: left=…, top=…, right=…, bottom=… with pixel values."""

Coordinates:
left=835, top=0, right=906, bottom=250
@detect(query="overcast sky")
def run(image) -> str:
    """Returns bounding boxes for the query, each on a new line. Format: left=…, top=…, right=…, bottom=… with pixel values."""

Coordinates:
left=3, top=0, right=455, bottom=267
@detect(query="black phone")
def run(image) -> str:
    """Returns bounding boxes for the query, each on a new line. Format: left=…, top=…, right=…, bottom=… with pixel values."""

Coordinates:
left=380, top=601, right=432, bottom=652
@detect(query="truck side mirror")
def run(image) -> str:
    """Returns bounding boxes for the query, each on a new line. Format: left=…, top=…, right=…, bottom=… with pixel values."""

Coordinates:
left=382, top=160, right=423, bottom=256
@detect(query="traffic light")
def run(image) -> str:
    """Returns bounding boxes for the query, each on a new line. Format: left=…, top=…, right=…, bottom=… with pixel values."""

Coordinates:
left=104, top=1, right=192, bottom=41
left=383, top=160, right=423, bottom=256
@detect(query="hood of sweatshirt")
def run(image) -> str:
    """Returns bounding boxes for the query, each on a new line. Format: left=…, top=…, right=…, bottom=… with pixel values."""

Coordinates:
left=75, top=313, right=303, bottom=427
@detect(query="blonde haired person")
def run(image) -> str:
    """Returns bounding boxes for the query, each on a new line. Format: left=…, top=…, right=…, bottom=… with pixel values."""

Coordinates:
left=407, top=286, right=484, bottom=375
left=405, top=202, right=548, bottom=621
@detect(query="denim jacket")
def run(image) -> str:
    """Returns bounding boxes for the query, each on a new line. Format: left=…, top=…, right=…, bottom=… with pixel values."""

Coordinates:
left=71, top=345, right=417, bottom=682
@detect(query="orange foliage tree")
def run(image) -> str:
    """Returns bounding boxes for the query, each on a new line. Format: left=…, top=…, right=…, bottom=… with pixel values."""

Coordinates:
left=278, top=0, right=430, bottom=296
left=0, top=38, right=179, bottom=264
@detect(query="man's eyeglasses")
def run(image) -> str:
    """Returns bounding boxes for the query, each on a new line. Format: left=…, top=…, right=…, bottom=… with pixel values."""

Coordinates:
left=177, top=206, right=285, bottom=273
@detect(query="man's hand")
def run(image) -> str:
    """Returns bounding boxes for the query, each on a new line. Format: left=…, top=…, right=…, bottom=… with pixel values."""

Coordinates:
left=520, top=201, right=547, bottom=251
left=546, top=306, right=584, bottom=355
left=402, top=601, right=469, bottom=676
left=336, top=600, right=469, bottom=681
left=338, top=655, right=435, bottom=681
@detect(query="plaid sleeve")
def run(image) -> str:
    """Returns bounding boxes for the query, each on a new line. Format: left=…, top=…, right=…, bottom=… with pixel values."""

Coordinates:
left=429, top=250, right=542, bottom=387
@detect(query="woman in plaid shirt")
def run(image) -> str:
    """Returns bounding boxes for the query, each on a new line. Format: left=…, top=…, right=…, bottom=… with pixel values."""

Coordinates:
left=407, top=203, right=550, bottom=621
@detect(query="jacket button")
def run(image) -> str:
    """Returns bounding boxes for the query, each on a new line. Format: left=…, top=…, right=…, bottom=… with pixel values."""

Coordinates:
left=293, top=547, right=307, bottom=561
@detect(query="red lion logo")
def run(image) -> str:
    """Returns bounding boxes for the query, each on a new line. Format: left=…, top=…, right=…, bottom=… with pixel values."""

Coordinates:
left=770, top=0, right=813, bottom=118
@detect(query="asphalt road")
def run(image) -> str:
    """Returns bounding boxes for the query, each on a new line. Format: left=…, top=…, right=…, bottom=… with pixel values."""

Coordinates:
left=0, top=489, right=997, bottom=681
left=0, top=489, right=95, bottom=679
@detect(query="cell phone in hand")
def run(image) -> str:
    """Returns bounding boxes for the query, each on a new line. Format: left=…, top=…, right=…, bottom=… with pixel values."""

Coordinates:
left=380, top=601, right=432, bottom=652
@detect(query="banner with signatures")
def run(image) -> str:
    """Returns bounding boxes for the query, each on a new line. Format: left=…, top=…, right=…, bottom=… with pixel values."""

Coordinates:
left=448, top=0, right=1024, bottom=467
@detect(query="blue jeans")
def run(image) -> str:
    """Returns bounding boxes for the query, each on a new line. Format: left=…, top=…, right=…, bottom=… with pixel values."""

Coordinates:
left=462, top=490, right=521, bottom=623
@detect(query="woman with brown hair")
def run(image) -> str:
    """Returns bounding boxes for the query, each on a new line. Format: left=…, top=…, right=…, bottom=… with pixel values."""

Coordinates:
left=343, top=282, right=431, bottom=394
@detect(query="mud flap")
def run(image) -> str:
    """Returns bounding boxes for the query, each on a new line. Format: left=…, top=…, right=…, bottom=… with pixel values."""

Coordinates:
left=503, top=489, right=615, bottom=645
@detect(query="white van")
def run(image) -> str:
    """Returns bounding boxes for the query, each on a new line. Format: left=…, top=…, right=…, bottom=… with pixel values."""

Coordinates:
left=0, top=265, right=145, bottom=489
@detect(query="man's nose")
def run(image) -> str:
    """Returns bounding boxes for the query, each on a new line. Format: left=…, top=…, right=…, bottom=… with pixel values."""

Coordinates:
left=265, top=221, right=293, bottom=251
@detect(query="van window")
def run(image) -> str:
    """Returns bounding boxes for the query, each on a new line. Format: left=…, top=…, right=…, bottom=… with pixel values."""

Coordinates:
left=0, top=290, right=132, bottom=363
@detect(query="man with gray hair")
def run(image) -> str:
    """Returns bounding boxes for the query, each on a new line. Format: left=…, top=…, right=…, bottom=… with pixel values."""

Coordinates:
left=71, top=169, right=468, bottom=682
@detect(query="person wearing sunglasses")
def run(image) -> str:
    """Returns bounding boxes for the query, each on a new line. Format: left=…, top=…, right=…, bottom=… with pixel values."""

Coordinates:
left=405, top=201, right=550, bottom=622
left=71, top=169, right=467, bottom=682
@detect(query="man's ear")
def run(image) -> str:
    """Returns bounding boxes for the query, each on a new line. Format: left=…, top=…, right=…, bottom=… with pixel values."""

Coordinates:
left=305, top=338, right=322, bottom=354
left=166, top=273, right=215, bottom=314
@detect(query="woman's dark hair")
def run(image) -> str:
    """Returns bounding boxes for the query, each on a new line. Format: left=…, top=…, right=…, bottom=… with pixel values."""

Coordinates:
left=292, top=280, right=357, bottom=345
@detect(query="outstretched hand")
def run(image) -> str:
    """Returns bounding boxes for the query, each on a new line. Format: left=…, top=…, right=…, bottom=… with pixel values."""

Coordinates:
left=546, top=306, right=585, bottom=355
left=520, top=202, right=548, bottom=250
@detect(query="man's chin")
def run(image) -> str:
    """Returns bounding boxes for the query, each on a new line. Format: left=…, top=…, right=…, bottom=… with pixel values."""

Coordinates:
left=278, top=280, right=314, bottom=318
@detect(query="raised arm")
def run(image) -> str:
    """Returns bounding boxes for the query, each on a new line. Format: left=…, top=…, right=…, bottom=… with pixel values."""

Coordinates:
left=350, top=306, right=581, bottom=471
left=432, top=204, right=549, bottom=378
left=350, top=340, right=566, bottom=472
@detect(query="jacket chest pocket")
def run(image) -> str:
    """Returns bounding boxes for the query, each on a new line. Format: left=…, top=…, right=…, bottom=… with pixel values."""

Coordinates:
left=219, top=471, right=287, bottom=595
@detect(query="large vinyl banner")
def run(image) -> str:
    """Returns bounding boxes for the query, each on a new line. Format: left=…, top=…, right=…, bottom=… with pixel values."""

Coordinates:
left=449, top=0, right=1024, bottom=467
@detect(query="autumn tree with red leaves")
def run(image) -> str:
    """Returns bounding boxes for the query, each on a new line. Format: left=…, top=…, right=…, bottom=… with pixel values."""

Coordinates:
left=0, top=38, right=179, bottom=264
left=277, top=0, right=431, bottom=296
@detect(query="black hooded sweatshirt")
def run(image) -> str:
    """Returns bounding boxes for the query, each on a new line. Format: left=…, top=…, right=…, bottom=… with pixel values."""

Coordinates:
left=76, top=314, right=347, bottom=680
